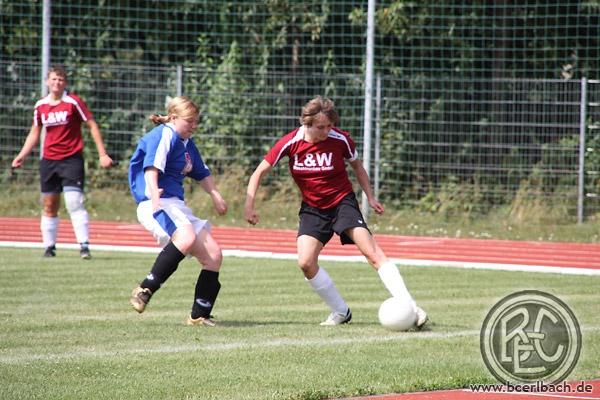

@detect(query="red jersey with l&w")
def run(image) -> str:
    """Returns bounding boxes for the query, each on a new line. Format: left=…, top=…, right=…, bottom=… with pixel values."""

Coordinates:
left=264, top=126, right=358, bottom=209
left=33, top=91, right=93, bottom=160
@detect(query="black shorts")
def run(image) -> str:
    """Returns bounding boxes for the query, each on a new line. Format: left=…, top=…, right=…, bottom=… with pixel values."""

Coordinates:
left=39, top=153, right=85, bottom=194
left=298, top=192, right=370, bottom=246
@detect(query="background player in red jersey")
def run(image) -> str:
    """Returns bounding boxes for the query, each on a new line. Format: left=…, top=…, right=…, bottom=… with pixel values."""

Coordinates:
left=11, top=66, right=113, bottom=259
left=245, top=96, right=428, bottom=327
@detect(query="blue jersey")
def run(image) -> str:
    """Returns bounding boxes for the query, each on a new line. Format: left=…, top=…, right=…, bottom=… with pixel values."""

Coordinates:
left=128, top=123, right=211, bottom=204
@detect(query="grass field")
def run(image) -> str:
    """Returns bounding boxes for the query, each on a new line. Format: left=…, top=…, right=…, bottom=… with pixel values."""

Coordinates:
left=1, top=248, right=599, bottom=400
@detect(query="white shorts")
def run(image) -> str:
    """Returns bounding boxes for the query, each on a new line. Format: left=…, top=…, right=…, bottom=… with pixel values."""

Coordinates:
left=137, top=197, right=211, bottom=248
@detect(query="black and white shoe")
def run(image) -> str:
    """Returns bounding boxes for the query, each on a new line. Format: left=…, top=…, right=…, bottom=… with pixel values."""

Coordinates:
left=80, top=247, right=91, bottom=260
left=80, top=242, right=91, bottom=259
left=320, top=308, right=352, bottom=326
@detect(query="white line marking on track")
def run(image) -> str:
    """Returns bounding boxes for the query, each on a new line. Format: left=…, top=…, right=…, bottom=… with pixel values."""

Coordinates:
left=1, top=241, right=600, bottom=275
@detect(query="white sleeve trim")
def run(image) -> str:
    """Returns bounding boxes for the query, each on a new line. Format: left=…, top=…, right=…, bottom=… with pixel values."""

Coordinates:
left=328, top=130, right=357, bottom=162
left=272, top=127, right=305, bottom=165
left=63, top=93, right=89, bottom=121
left=152, top=126, right=174, bottom=172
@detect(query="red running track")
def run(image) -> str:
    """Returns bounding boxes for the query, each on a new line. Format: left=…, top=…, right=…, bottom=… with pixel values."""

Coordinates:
left=342, top=380, right=600, bottom=400
left=1, top=217, right=600, bottom=275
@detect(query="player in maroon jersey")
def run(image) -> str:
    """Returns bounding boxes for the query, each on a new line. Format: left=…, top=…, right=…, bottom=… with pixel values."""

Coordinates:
left=245, top=96, right=428, bottom=327
left=11, top=66, right=113, bottom=259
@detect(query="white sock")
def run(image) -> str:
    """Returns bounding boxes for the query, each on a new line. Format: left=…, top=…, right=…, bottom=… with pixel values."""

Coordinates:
left=64, top=191, right=89, bottom=244
left=40, top=216, right=59, bottom=248
left=378, top=261, right=416, bottom=309
left=70, top=212, right=89, bottom=244
left=306, top=267, right=348, bottom=315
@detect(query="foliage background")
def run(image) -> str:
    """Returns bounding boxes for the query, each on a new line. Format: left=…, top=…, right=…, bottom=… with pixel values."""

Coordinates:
left=2, top=1, right=600, bottom=227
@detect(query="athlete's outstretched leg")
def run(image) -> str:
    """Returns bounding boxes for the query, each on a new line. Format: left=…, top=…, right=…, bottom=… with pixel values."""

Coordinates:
left=298, top=235, right=351, bottom=325
left=129, top=224, right=193, bottom=313
left=187, top=229, right=222, bottom=326
left=347, top=227, right=428, bottom=328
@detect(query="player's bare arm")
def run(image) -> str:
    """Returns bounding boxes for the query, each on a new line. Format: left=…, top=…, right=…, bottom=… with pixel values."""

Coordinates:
left=85, top=119, right=113, bottom=168
left=12, top=124, right=42, bottom=168
left=244, top=159, right=273, bottom=225
left=143, top=167, right=162, bottom=212
left=350, top=159, right=384, bottom=215
left=198, top=175, right=227, bottom=215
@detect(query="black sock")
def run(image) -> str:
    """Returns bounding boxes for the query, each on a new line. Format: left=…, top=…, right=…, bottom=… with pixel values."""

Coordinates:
left=191, top=269, right=221, bottom=319
left=141, top=242, right=185, bottom=293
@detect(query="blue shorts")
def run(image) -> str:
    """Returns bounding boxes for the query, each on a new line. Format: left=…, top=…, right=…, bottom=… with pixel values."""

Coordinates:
left=136, top=197, right=211, bottom=248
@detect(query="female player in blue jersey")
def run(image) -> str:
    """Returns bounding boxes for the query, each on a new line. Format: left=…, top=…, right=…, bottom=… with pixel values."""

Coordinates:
left=128, top=96, right=227, bottom=326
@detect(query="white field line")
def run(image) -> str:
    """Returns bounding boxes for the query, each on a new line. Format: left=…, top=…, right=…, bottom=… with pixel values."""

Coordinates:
left=0, top=329, right=480, bottom=364
left=2, top=241, right=600, bottom=276
left=2, top=326, right=599, bottom=365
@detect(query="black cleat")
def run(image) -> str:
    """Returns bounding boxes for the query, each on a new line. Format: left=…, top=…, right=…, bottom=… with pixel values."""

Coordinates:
left=43, top=245, right=56, bottom=257
left=80, top=246, right=91, bottom=260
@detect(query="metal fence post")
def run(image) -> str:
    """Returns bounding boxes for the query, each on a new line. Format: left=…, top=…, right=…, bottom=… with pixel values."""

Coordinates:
left=41, top=0, right=51, bottom=95
left=40, top=0, right=51, bottom=157
left=176, top=65, right=183, bottom=96
left=361, top=0, right=375, bottom=221
left=578, top=77, right=587, bottom=224
left=374, top=73, right=382, bottom=200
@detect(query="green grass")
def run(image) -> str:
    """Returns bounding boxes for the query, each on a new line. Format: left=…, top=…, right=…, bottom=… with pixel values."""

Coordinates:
left=0, top=248, right=598, bottom=400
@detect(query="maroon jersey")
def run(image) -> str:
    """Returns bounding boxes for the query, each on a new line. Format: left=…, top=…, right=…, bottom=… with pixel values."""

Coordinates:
left=265, top=126, right=358, bottom=209
left=33, top=91, right=92, bottom=160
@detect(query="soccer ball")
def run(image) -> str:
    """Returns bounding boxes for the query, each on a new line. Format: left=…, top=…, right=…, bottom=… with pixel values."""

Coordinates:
left=378, top=297, right=417, bottom=331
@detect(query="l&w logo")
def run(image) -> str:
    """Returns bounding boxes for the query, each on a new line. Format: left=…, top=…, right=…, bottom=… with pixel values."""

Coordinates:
left=41, top=111, right=69, bottom=125
left=293, top=152, right=333, bottom=171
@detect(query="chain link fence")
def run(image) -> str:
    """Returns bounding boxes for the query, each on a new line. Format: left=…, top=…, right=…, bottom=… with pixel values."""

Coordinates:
left=2, top=1, right=600, bottom=223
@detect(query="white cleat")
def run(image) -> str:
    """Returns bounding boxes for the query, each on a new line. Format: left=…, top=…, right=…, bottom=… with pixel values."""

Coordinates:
left=320, top=308, right=352, bottom=326
left=415, top=306, right=429, bottom=329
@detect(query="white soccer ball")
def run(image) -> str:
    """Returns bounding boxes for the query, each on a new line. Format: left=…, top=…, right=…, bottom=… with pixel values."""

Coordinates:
left=378, top=297, right=417, bottom=331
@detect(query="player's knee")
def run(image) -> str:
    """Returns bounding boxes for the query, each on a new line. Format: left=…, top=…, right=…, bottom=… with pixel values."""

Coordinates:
left=205, top=244, right=223, bottom=270
left=42, top=194, right=60, bottom=215
left=361, top=245, right=386, bottom=267
left=206, top=256, right=222, bottom=272
left=64, top=190, right=87, bottom=214
left=212, top=248, right=223, bottom=267
left=42, top=204, right=59, bottom=216
left=362, top=251, right=379, bottom=266
left=173, top=232, right=196, bottom=254
left=297, top=259, right=317, bottom=276
left=192, top=245, right=222, bottom=271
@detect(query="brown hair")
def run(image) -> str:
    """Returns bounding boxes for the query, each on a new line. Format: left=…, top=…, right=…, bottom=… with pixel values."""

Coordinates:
left=149, top=96, right=200, bottom=125
left=47, top=65, right=67, bottom=79
left=299, top=96, right=340, bottom=126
